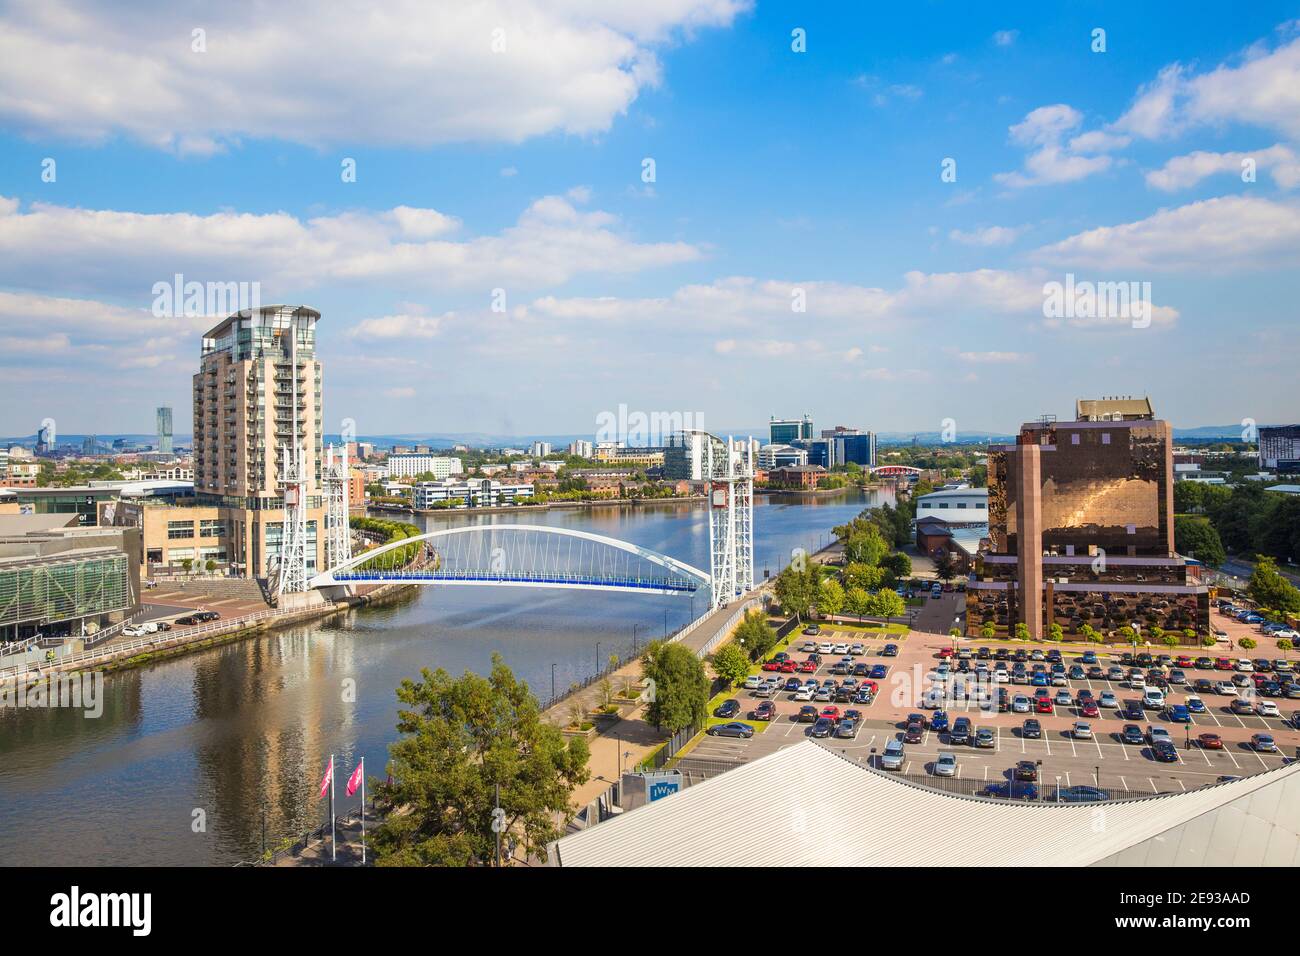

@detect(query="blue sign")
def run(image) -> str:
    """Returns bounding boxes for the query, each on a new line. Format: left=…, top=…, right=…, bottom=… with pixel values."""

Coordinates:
left=648, top=779, right=680, bottom=802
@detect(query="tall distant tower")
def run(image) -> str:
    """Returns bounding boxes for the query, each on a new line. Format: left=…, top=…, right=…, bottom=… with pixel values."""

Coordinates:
left=156, top=406, right=173, bottom=455
left=192, top=305, right=325, bottom=583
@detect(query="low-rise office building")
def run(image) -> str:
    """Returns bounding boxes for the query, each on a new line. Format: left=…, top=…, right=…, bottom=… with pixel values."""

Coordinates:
left=412, top=479, right=534, bottom=510
left=0, top=516, right=140, bottom=641
left=386, top=454, right=464, bottom=480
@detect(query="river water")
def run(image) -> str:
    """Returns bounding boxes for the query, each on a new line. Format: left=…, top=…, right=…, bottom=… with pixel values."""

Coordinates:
left=0, top=489, right=891, bottom=866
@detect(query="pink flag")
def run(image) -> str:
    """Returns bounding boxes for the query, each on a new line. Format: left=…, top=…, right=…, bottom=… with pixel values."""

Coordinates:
left=346, top=759, right=364, bottom=798
left=318, top=758, right=333, bottom=799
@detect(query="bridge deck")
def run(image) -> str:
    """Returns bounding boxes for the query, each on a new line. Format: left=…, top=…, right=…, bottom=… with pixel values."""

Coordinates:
left=327, top=570, right=700, bottom=592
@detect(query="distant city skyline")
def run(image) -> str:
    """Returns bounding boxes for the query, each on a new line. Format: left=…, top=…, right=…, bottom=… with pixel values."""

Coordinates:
left=1, top=3, right=1296, bottom=433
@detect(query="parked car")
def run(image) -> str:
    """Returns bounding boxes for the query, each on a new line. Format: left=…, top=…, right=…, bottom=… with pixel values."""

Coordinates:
left=1251, top=733, right=1278, bottom=753
left=707, top=722, right=754, bottom=738
left=974, top=727, right=996, bottom=748
left=1058, top=785, right=1109, bottom=803
left=1256, top=700, right=1281, bottom=718
left=1021, top=718, right=1042, bottom=739
left=752, top=701, right=776, bottom=721
left=834, top=718, right=858, bottom=739
left=1121, top=724, right=1145, bottom=744
left=933, top=751, right=958, bottom=776
left=1197, top=732, right=1223, bottom=750
left=949, top=717, right=972, bottom=745
left=880, top=739, right=905, bottom=770
left=930, top=711, right=950, bottom=733
left=1167, top=704, right=1191, bottom=723
left=714, top=699, right=741, bottom=719
left=1073, top=722, right=1093, bottom=739
left=1151, top=740, right=1179, bottom=763
left=1014, top=760, right=1038, bottom=781
left=810, top=717, right=834, bottom=738
left=904, top=722, right=924, bottom=744
left=881, top=643, right=898, bottom=657
left=983, top=781, right=1039, bottom=800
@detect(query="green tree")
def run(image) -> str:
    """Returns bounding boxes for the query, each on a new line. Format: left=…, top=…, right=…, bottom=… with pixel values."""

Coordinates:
left=641, top=640, right=710, bottom=733
left=879, top=551, right=912, bottom=582
left=734, top=610, right=779, bottom=662
left=1248, top=555, right=1300, bottom=613
left=843, top=562, right=885, bottom=592
left=1238, top=636, right=1257, bottom=650
left=1014, top=622, right=1030, bottom=641
left=933, top=550, right=957, bottom=583
left=370, top=654, right=589, bottom=866
left=774, top=564, right=821, bottom=620
left=711, top=643, right=751, bottom=688
left=845, top=586, right=872, bottom=618
left=842, top=522, right=889, bottom=566
left=1174, top=516, right=1225, bottom=567
left=818, top=578, right=845, bottom=617
left=868, top=589, right=906, bottom=619
left=980, top=622, right=996, bottom=639
left=1048, top=623, right=1064, bottom=642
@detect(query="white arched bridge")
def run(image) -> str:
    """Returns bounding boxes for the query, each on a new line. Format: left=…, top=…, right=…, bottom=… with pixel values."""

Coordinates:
left=309, top=524, right=714, bottom=598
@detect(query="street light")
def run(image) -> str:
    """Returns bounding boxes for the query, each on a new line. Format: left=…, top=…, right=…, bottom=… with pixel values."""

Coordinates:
left=1055, top=775, right=1061, bottom=803
left=551, top=663, right=557, bottom=702
left=632, top=622, right=643, bottom=656
left=596, top=642, right=601, bottom=675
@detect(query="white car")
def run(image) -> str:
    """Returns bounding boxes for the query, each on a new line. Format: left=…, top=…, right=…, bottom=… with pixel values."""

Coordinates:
left=1255, top=700, right=1280, bottom=718
left=743, top=675, right=763, bottom=690
left=793, top=686, right=815, bottom=701
left=832, top=643, right=850, bottom=655
left=1129, top=674, right=1146, bottom=689
left=1214, top=681, right=1237, bottom=696
left=1099, top=691, right=1118, bottom=708
left=817, top=643, right=834, bottom=654
left=850, top=643, right=865, bottom=655
left=1073, top=722, right=1093, bottom=739
left=994, top=667, right=1010, bottom=683
left=800, top=641, right=817, bottom=652
left=123, top=624, right=147, bottom=637
left=1148, top=726, right=1172, bottom=745
left=1235, top=659, right=1254, bottom=672
left=933, top=751, right=958, bottom=777
left=1273, top=629, right=1299, bottom=641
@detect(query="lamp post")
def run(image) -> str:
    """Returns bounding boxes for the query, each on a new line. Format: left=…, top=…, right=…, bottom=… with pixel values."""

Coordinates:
left=632, top=622, right=643, bottom=656
left=551, top=663, right=556, bottom=703
left=596, top=642, right=601, bottom=676
left=663, top=608, right=668, bottom=638
left=1055, top=775, right=1061, bottom=803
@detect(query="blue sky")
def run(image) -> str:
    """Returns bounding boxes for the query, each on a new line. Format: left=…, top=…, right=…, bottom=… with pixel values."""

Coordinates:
left=0, top=1, right=1297, bottom=441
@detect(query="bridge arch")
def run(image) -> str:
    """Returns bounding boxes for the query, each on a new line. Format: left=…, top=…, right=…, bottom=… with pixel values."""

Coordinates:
left=309, top=523, right=712, bottom=596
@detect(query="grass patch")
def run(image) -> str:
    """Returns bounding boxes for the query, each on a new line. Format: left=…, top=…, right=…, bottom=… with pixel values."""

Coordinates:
left=820, top=621, right=910, bottom=636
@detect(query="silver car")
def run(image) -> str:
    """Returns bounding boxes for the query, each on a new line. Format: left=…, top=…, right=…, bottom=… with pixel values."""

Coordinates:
left=933, top=751, right=958, bottom=776
left=881, top=739, right=906, bottom=770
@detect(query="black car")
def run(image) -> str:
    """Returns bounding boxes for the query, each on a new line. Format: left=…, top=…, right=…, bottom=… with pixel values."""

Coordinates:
left=1151, top=740, right=1179, bottom=763
left=994, top=648, right=1009, bottom=661
left=707, top=722, right=754, bottom=738
left=154, top=621, right=171, bottom=632
left=1022, top=718, right=1042, bottom=739
left=810, top=717, right=834, bottom=738
left=1121, top=724, right=1145, bottom=744
left=797, top=705, right=818, bottom=722
left=881, top=643, right=899, bottom=657
left=1123, top=699, right=1144, bottom=721
left=977, top=646, right=991, bottom=660
left=714, top=699, right=740, bottom=719
left=1014, top=760, right=1038, bottom=781
left=997, top=688, right=1010, bottom=712
left=949, top=717, right=972, bottom=745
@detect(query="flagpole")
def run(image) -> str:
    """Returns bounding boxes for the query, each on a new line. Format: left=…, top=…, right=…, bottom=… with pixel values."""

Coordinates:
left=360, top=757, right=366, bottom=866
left=329, top=753, right=336, bottom=863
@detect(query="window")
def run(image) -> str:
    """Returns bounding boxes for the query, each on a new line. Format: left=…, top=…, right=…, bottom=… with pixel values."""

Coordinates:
left=1071, top=433, right=1080, bottom=445
left=1101, top=433, right=1111, bottom=445
left=167, top=520, right=195, bottom=540
left=957, top=502, right=967, bottom=509
left=200, top=520, right=225, bottom=538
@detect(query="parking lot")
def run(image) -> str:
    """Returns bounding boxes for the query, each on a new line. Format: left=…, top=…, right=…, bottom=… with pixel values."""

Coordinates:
left=685, top=616, right=1300, bottom=797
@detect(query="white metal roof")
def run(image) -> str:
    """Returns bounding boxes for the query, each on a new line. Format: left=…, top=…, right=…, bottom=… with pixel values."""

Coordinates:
left=551, top=741, right=1300, bottom=867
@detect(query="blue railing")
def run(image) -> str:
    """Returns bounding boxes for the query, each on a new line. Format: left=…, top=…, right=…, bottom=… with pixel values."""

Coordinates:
left=330, top=569, right=700, bottom=592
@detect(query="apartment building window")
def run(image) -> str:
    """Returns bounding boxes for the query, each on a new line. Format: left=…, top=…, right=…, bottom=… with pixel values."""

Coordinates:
left=200, top=520, right=225, bottom=538
left=167, top=520, right=195, bottom=539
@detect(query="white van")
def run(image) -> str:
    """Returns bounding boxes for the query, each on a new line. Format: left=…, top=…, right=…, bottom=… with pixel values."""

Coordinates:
left=1142, top=687, right=1165, bottom=710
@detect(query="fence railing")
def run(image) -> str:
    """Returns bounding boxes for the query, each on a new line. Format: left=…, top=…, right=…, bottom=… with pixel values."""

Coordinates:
left=637, top=720, right=703, bottom=772
left=0, top=607, right=286, bottom=682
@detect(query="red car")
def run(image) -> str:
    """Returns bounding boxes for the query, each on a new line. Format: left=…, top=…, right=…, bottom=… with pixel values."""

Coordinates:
left=860, top=680, right=879, bottom=695
left=799, top=660, right=817, bottom=674
left=779, top=660, right=797, bottom=673
left=1035, top=697, right=1054, bottom=714
left=938, top=647, right=955, bottom=659
left=1080, top=701, right=1100, bottom=718
left=1175, top=656, right=1194, bottom=668
left=1198, top=733, right=1223, bottom=750
left=820, top=706, right=841, bottom=723
left=753, top=700, right=776, bottom=721
left=904, top=722, right=924, bottom=743
left=762, top=660, right=780, bottom=671
left=1214, top=658, right=1233, bottom=671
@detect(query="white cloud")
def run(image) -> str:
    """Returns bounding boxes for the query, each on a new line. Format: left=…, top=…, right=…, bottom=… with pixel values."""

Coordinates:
left=0, top=0, right=749, bottom=149
left=1035, top=195, right=1300, bottom=272
left=0, top=192, right=701, bottom=299
left=996, top=105, right=1114, bottom=188
left=949, top=225, right=1027, bottom=246
left=993, top=30, right=1019, bottom=47
left=384, top=387, right=417, bottom=399
left=1114, top=33, right=1300, bottom=140
left=1145, top=144, right=1300, bottom=191
left=957, top=351, right=1027, bottom=363
left=349, top=312, right=448, bottom=340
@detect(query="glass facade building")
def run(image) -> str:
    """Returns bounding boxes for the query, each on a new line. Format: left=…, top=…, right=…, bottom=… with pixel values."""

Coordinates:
left=968, top=403, right=1209, bottom=643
